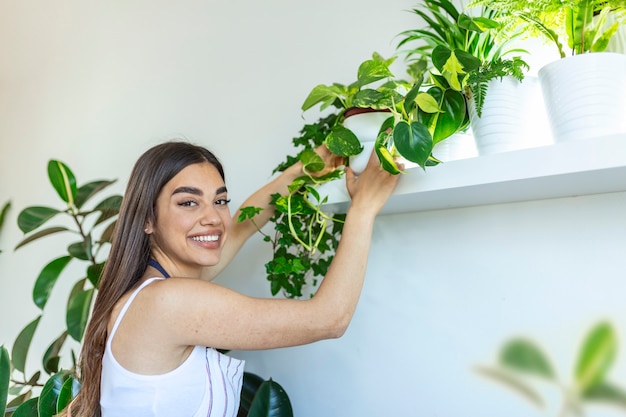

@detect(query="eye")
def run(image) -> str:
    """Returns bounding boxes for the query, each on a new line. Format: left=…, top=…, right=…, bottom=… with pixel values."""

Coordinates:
left=215, top=198, right=231, bottom=206
left=178, top=200, right=198, bottom=207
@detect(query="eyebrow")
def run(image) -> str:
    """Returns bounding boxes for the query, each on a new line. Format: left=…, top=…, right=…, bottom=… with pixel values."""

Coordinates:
left=172, top=186, right=228, bottom=196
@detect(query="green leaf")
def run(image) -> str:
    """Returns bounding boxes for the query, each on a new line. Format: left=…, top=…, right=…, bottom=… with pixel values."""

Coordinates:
left=68, top=236, right=92, bottom=261
left=67, top=289, right=95, bottom=342
left=12, top=397, right=39, bottom=417
left=575, top=321, right=617, bottom=392
left=92, top=195, right=122, bottom=227
left=299, top=149, right=324, bottom=173
left=39, top=371, right=70, bottom=417
left=47, top=160, right=77, bottom=206
left=238, top=206, right=264, bottom=223
left=393, top=120, right=433, bottom=168
left=12, top=316, right=41, bottom=373
left=301, top=84, right=343, bottom=111
left=17, top=207, right=62, bottom=234
left=240, top=372, right=265, bottom=414
left=419, top=87, right=466, bottom=143
left=75, top=179, right=117, bottom=209
left=499, top=338, right=555, bottom=380
left=1, top=345, right=9, bottom=416
left=458, top=13, right=484, bottom=32
left=87, top=262, right=105, bottom=287
left=325, top=126, right=363, bottom=157
left=354, top=58, right=394, bottom=88
left=14, top=226, right=70, bottom=250
left=42, top=332, right=68, bottom=374
left=33, top=256, right=72, bottom=309
left=416, top=92, right=441, bottom=114
left=375, top=146, right=402, bottom=175
left=248, top=378, right=294, bottom=417
left=57, top=376, right=80, bottom=413
left=0, top=201, right=10, bottom=232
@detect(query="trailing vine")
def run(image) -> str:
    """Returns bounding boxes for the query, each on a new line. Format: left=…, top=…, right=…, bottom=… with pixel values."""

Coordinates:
left=238, top=113, right=347, bottom=299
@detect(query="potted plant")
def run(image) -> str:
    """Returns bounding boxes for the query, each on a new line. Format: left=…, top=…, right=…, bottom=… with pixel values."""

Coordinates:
left=396, top=0, right=538, bottom=155
left=468, top=0, right=626, bottom=143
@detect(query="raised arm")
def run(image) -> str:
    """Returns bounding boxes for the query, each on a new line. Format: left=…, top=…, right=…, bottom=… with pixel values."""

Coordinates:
left=157, top=151, right=400, bottom=351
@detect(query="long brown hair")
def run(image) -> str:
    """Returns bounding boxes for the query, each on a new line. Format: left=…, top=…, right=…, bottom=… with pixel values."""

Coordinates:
left=61, top=141, right=225, bottom=417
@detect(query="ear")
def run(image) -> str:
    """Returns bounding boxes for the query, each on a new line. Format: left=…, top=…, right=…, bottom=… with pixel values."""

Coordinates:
left=144, top=222, right=153, bottom=235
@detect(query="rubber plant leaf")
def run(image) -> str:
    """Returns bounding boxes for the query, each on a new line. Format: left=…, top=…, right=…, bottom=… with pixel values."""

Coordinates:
left=68, top=235, right=92, bottom=261
left=248, top=378, right=294, bottom=417
left=325, top=125, right=363, bottom=157
left=92, top=195, right=122, bottom=227
left=393, top=120, right=433, bottom=169
left=17, top=207, right=62, bottom=234
left=11, top=316, right=41, bottom=373
left=87, top=262, right=105, bottom=287
left=66, top=288, right=95, bottom=342
left=1, top=345, right=9, bottom=416
left=74, top=179, right=117, bottom=209
left=14, top=226, right=69, bottom=250
left=240, top=372, right=265, bottom=415
left=12, top=397, right=38, bottom=417
left=42, top=331, right=68, bottom=374
left=575, top=321, right=617, bottom=392
left=56, top=376, right=80, bottom=413
left=39, top=371, right=70, bottom=417
left=47, top=160, right=77, bottom=206
left=499, top=338, right=555, bottom=380
left=33, top=256, right=72, bottom=309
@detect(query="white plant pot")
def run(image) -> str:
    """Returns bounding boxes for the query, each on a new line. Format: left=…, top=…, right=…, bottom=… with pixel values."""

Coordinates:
left=469, top=75, right=552, bottom=155
left=432, top=131, right=478, bottom=162
left=538, top=52, right=626, bottom=143
left=343, top=110, right=391, bottom=174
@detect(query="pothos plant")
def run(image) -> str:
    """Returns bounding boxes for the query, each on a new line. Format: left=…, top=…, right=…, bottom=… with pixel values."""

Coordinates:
left=239, top=113, right=346, bottom=299
left=476, top=320, right=626, bottom=416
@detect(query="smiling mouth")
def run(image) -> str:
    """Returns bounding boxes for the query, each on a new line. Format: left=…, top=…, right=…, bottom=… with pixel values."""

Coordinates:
left=191, top=235, right=219, bottom=242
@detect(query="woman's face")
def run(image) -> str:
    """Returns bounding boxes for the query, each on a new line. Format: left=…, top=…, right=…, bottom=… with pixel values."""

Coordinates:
left=147, top=161, right=231, bottom=277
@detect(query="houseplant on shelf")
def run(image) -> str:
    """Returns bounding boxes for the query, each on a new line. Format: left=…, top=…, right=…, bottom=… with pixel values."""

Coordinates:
left=0, top=160, right=291, bottom=417
left=396, top=0, right=537, bottom=155
left=468, top=0, right=626, bottom=143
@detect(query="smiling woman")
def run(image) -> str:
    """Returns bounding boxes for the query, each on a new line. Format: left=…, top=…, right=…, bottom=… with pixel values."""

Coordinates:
left=58, top=140, right=399, bottom=417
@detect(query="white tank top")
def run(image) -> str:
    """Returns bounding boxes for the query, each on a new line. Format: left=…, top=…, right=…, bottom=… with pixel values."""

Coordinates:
left=100, top=278, right=245, bottom=417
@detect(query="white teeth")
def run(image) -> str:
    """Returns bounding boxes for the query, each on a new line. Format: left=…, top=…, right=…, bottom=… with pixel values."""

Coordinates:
left=192, top=235, right=218, bottom=242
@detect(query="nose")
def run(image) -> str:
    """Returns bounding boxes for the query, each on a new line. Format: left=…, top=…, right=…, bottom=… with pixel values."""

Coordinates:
left=200, top=203, right=222, bottom=226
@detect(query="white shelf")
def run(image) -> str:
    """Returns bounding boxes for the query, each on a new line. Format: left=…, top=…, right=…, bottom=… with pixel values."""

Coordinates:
left=319, top=133, right=626, bottom=215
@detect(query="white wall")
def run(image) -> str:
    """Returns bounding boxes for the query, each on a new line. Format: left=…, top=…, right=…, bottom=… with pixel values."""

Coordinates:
left=2, top=1, right=626, bottom=416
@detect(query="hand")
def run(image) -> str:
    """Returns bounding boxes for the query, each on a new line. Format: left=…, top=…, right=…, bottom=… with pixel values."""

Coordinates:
left=345, top=150, right=401, bottom=215
left=309, top=144, right=346, bottom=178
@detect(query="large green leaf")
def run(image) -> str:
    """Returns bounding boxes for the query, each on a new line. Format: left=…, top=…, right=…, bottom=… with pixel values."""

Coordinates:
left=43, top=332, right=68, bottom=374
left=1, top=345, right=9, bottom=416
left=67, top=288, right=95, bottom=342
left=324, top=126, right=363, bottom=157
left=12, top=316, right=41, bottom=373
left=87, top=262, right=105, bottom=287
left=57, top=376, right=80, bottom=413
left=393, top=120, right=433, bottom=168
left=248, top=379, right=293, bottom=417
left=47, top=160, right=77, bottom=206
left=74, top=179, right=117, bottom=209
left=575, top=321, right=617, bottom=392
left=583, top=381, right=626, bottom=408
left=17, top=207, right=62, bottom=234
left=419, top=87, right=466, bottom=143
left=499, top=338, right=555, bottom=380
left=68, top=236, right=92, bottom=261
left=12, top=397, right=38, bottom=417
left=354, top=57, right=394, bottom=89
left=33, top=256, right=72, bottom=309
left=92, top=195, right=122, bottom=227
left=240, top=372, right=265, bottom=415
left=39, top=371, right=70, bottom=417
left=298, top=149, right=324, bottom=173
left=14, top=226, right=69, bottom=250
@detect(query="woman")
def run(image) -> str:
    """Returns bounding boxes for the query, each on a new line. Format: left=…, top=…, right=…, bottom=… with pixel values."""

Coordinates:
left=65, top=141, right=400, bottom=417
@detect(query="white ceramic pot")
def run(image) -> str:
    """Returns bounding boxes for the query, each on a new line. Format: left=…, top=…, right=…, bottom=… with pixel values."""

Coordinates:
left=538, top=52, right=626, bottom=143
left=469, top=75, right=552, bottom=155
left=432, top=131, right=478, bottom=162
left=343, top=110, right=391, bottom=174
